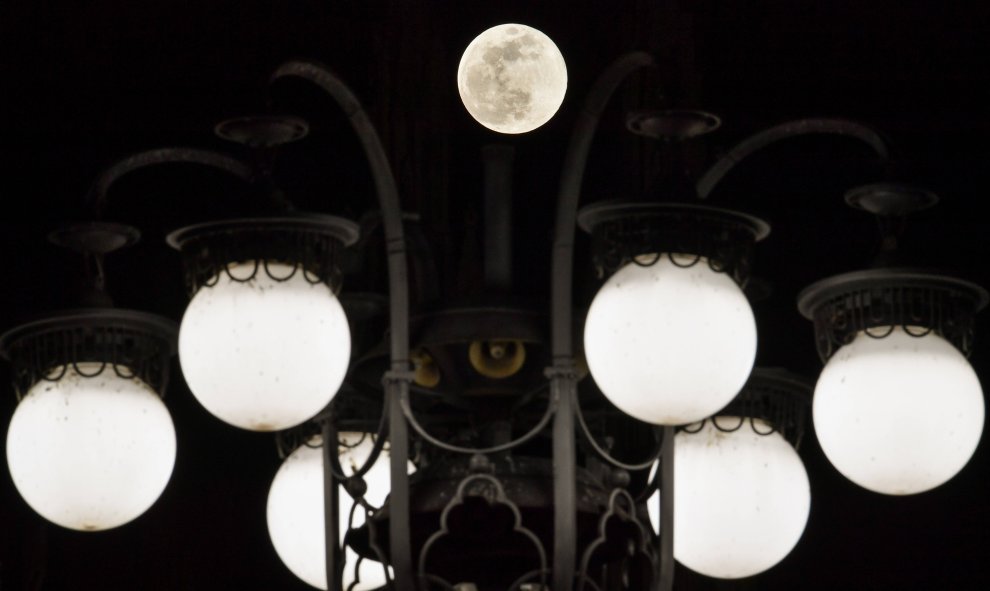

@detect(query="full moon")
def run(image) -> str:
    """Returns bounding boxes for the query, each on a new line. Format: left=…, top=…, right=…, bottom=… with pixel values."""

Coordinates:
left=457, top=23, right=567, bottom=134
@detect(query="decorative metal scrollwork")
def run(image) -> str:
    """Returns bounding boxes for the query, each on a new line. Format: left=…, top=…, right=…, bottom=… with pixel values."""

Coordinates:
left=577, top=489, right=655, bottom=591
left=166, top=215, right=360, bottom=296
left=798, top=269, right=989, bottom=362
left=576, top=202, right=770, bottom=286
left=343, top=480, right=392, bottom=591
left=680, top=368, right=811, bottom=449
left=0, top=309, right=176, bottom=400
left=417, top=473, right=548, bottom=591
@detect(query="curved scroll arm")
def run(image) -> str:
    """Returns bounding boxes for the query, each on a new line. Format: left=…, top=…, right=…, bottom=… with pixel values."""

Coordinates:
left=87, top=148, right=255, bottom=219
left=551, top=50, right=655, bottom=359
left=270, top=59, right=413, bottom=591
left=324, top=407, right=390, bottom=482
left=574, top=403, right=663, bottom=472
left=549, top=51, right=656, bottom=591
left=695, top=118, right=891, bottom=200
left=398, top=388, right=556, bottom=456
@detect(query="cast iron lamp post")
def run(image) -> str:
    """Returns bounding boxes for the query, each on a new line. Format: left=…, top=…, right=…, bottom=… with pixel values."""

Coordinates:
left=250, top=51, right=901, bottom=590
left=5, top=37, right=985, bottom=591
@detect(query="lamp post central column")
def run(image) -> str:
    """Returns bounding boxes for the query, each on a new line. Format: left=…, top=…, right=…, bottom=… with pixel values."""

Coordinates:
left=549, top=363, right=579, bottom=591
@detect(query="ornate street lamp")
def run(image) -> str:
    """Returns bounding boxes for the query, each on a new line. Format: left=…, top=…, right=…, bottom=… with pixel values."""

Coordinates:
left=81, top=60, right=416, bottom=588
left=236, top=53, right=900, bottom=591
left=255, top=45, right=895, bottom=588
left=18, top=33, right=984, bottom=591
left=86, top=124, right=361, bottom=433
left=578, top=201, right=767, bottom=425
left=799, top=184, right=987, bottom=495
left=670, top=368, right=811, bottom=579
left=168, top=214, right=357, bottom=432
left=1, top=224, right=177, bottom=531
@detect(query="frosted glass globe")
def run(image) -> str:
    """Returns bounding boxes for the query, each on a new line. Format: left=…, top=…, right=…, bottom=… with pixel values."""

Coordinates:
left=814, top=327, right=984, bottom=495
left=673, top=419, right=810, bottom=579
left=584, top=255, right=757, bottom=425
left=179, top=262, right=351, bottom=431
left=6, top=363, right=176, bottom=531
left=267, top=433, right=414, bottom=590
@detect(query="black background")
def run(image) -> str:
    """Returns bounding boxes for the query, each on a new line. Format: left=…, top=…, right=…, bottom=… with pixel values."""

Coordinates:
left=1, top=1, right=989, bottom=589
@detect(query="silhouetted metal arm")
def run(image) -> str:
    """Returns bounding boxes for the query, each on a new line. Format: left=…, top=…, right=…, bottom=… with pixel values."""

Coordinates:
left=696, top=118, right=890, bottom=199
left=271, top=59, right=413, bottom=591
left=549, top=51, right=659, bottom=591
left=87, top=148, right=254, bottom=218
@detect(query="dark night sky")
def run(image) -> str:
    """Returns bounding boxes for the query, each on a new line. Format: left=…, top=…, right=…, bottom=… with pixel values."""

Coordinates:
left=1, top=1, right=990, bottom=589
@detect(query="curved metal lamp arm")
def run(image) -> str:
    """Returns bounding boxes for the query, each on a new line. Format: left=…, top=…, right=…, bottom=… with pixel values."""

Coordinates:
left=398, top=388, right=556, bottom=456
left=695, top=118, right=891, bottom=200
left=87, top=148, right=255, bottom=219
left=574, top=402, right=663, bottom=472
left=270, top=59, right=413, bottom=591
left=323, top=407, right=390, bottom=482
left=549, top=51, right=659, bottom=591
left=551, top=51, right=655, bottom=360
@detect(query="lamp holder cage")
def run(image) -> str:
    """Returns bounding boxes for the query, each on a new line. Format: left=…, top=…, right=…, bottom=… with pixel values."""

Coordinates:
left=682, top=368, right=812, bottom=449
left=577, top=201, right=770, bottom=286
left=798, top=269, right=989, bottom=363
left=0, top=309, right=178, bottom=400
left=166, top=214, right=360, bottom=296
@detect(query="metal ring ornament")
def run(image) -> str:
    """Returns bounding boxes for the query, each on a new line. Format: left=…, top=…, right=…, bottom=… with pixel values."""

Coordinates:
left=166, top=214, right=360, bottom=296
left=0, top=308, right=177, bottom=400
left=576, top=201, right=770, bottom=286
left=797, top=268, right=989, bottom=362
left=681, top=368, right=812, bottom=449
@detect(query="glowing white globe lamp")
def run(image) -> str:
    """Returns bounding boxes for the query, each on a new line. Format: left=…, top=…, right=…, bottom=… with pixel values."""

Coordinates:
left=178, top=262, right=350, bottom=431
left=6, top=363, right=176, bottom=531
left=169, top=216, right=360, bottom=432
left=584, top=255, right=757, bottom=425
left=1, top=300, right=179, bottom=533
left=267, top=432, right=414, bottom=590
left=457, top=23, right=567, bottom=134
left=813, top=327, right=984, bottom=495
left=577, top=202, right=769, bottom=426
left=799, top=265, right=988, bottom=496
left=672, top=418, right=810, bottom=578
